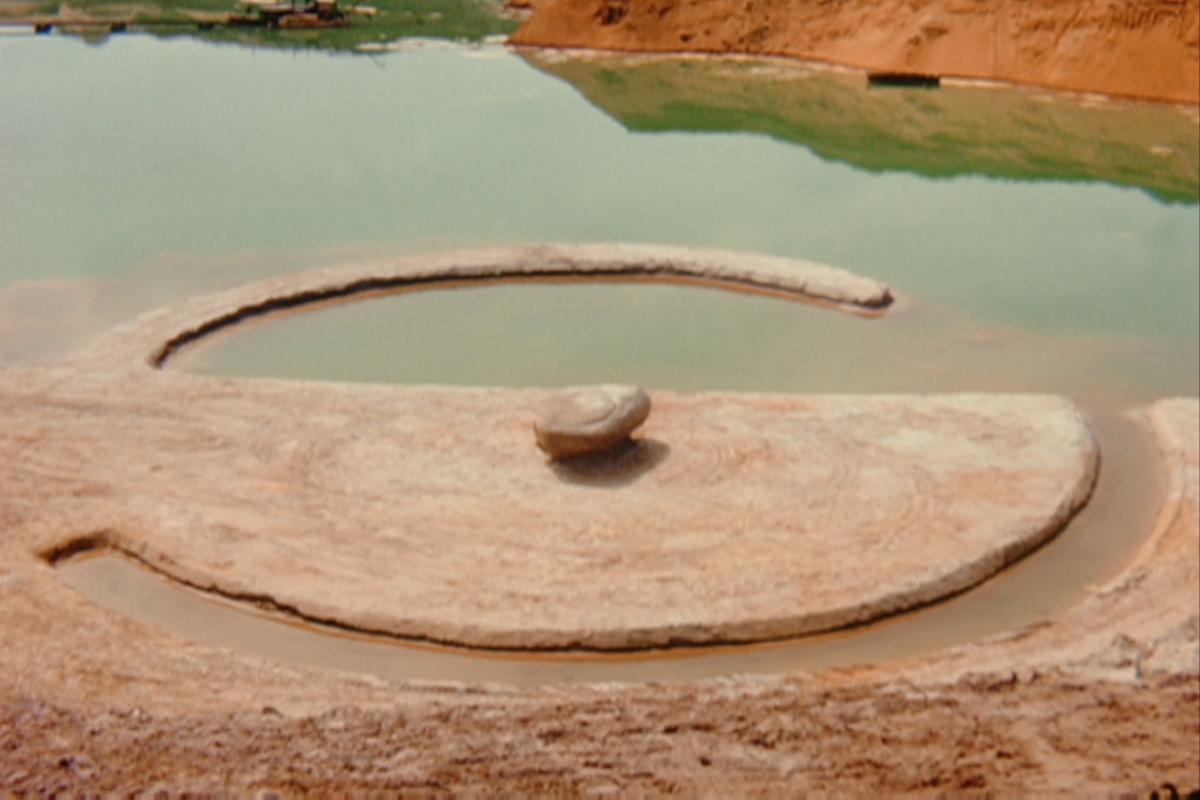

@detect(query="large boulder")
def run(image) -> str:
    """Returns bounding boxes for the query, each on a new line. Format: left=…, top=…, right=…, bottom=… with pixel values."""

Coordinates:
left=534, top=384, right=651, bottom=460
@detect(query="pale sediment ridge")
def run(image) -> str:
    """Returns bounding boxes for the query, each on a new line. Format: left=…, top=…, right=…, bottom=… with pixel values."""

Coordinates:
left=6, top=378, right=1101, bottom=650
left=9, top=244, right=1109, bottom=651
left=509, top=0, right=1200, bottom=104
left=67, top=243, right=892, bottom=373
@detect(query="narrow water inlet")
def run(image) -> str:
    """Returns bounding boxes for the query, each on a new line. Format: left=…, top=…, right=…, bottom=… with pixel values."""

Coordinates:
left=54, top=410, right=1161, bottom=686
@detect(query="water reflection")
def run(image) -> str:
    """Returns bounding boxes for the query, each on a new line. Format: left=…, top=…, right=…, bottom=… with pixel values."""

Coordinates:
left=521, top=50, right=1200, bottom=204
left=1, top=0, right=517, bottom=51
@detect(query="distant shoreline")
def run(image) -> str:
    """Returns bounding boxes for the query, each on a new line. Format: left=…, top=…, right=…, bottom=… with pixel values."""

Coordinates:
left=509, top=0, right=1200, bottom=105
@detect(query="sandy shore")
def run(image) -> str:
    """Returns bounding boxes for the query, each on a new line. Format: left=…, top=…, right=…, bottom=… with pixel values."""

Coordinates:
left=0, top=395, right=1194, bottom=792
left=509, top=0, right=1200, bottom=104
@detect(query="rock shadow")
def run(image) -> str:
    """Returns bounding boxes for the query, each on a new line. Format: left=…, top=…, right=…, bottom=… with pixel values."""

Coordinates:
left=549, top=438, right=670, bottom=488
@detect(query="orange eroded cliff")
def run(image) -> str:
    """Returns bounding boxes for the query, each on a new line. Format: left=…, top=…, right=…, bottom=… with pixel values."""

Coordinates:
left=510, top=0, right=1200, bottom=104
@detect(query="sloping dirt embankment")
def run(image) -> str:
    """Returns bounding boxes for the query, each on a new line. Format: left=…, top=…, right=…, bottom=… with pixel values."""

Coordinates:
left=510, top=0, right=1200, bottom=104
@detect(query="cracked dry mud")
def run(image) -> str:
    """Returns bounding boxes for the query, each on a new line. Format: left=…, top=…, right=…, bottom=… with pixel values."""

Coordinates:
left=1, top=245, right=1196, bottom=793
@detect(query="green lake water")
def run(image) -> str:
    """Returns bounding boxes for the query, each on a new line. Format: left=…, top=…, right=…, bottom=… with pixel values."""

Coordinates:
left=2, top=36, right=1196, bottom=398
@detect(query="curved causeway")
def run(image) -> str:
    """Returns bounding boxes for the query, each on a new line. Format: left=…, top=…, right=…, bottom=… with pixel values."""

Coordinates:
left=33, top=388, right=1097, bottom=650
left=70, top=243, right=893, bottom=372
left=15, top=243, right=1105, bottom=650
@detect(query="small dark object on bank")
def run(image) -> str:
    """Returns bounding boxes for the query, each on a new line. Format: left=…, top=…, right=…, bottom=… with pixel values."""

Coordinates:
left=228, top=0, right=350, bottom=28
left=1148, top=782, right=1200, bottom=800
left=868, top=71, right=941, bottom=88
